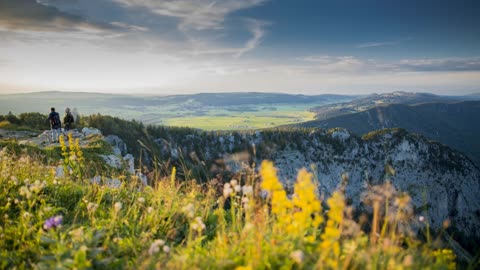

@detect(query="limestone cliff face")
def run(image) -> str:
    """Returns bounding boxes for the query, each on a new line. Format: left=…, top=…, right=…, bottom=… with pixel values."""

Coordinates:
left=271, top=129, right=480, bottom=237
left=155, top=128, right=480, bottom=237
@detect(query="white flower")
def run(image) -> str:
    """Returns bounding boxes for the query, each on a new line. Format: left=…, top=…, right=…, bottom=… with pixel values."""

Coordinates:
left=148, top=239, right=166, bottom=255
left=230, top=179, right=238, bottom=186
left=223, top=187, right=233, bottom=198
left=19, top=186, right=32, bottom=199
left=181, top=203, right=195, bottom=218
left=22, top=212, right=31, bottom=219
left=234, top=185, right=241, bottom=193
left=147, top=207, right=154, bottom=213
left=137, top=197, right=145, bottom=203
left=87, top=202, right=98, bottom=213
left=290, top=250, right=304, bottom=264
left=242, top=185, right=253, bottom=195
left=419, top=216, right=425, bottom=222
left=163, top=245, right=170, bottom=253
left=114, top=202, right=122, bottom=212
left=148, top=243, right=160, bottom=255
left=154, top=239, right=165, bottom=246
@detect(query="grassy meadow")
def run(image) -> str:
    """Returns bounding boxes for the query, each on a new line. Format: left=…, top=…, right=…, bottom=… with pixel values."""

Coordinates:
left=87, top=104, right=318, bottom=130
left=0, top=134, right=462, bottom=269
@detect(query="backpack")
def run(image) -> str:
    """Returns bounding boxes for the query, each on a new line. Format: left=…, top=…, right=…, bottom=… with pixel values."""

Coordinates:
left=52, top=112, right=61, bottom=126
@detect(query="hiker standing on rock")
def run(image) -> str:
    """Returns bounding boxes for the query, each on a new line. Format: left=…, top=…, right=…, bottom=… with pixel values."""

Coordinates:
left=48, top=107, right=61, bottom=142
left=64, top=107, right=74, bottom=132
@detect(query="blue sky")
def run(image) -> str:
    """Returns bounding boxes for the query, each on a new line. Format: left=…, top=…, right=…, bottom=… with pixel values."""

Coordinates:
left=0, top=0, right=479, bottom=95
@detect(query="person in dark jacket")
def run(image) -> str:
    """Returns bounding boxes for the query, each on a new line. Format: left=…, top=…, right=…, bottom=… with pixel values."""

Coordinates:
left=64, top=107, right=74, bottom=132
left=48, top=107, right=61, bottom=142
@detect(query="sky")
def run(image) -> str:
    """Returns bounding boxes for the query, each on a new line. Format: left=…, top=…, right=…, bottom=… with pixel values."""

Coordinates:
left=0, top=0, right=479, bottom=95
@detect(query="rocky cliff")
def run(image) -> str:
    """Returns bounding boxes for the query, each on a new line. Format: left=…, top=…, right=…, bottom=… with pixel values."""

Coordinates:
left=154, top=128, right=480, bottom=238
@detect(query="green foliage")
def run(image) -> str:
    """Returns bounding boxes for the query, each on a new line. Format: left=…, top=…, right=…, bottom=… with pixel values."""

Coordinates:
left=0, top=151, right=465, bottom=269
left=0, top=112, right=47, bottom=132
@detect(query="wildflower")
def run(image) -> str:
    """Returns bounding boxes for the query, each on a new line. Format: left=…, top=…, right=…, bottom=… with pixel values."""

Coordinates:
left=191, top=216, right=206, bottom=232
left=290, top=250, right=304, bottom=264
left=87, top=202, right=98, bottom=213
left=419, top=216, right=425, bottom=222
left=44, top=215, right=62, bottom=230
left=235, top=266, right=252, bottom=270
left=147, top=207, right=154, bottom=213
left=163, top=245, right=170, bottom=253
left=223, top=183, right=233, bottom=198
left=19, top=186, right=32, bottom=199
left=230, top=179, right=238, bottom=186
left=242, top=185, right=253, bottom=195
left=69, top=227, right=84, bottom=241
left=148, top=239, right=166, bottom=255
left=137, top=197, right=146, bottom=203
left=29, top=180, right=45, bottom=193
left=181, top=203, right=195, bottom=218
left=114, top=202, right=122, bottom=213
left=403, top=255, right=413, bottom=267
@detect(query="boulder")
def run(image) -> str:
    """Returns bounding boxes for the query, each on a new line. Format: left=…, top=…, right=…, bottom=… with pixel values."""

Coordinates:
left=123, top=154, right=135, bottom=174
left=99, top=154, right=123, bottom=169
left=105, top=135, right=127, bottom=156
left=55, top=166, right=65, bottom=178
left=82, top=127, right=102, bottom=136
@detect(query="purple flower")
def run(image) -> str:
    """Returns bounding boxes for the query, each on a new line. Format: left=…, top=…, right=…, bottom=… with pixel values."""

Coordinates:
left=43, top=215, right=63, bottom=230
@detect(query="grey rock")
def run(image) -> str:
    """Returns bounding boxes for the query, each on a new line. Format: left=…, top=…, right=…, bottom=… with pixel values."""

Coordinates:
left=82, top=127, right=102, bottom=136
left=123, top=154, right=135, bottom=174
left=99, top=154, right=123, bottom=169
left=55, top=166, right=65, bottom=178
left=105, top=135, right=127, bottom=156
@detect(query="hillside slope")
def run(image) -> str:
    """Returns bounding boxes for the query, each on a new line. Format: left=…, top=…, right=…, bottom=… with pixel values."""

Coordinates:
left=297, top=101, right=480, bottom=166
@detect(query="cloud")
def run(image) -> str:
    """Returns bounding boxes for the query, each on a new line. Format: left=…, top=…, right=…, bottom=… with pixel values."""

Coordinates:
left=234, top=19, right=268, bottom=57
left=297, top=55, right=369, bottom=73
left=112, top=0, right=268, bottom=30
left=355, top=41, right=397, bottom=48
left=298, top=55, right=480, bottom=73
left=395, top=58, right=480, bottom=72
left=0, top=0, right=113, bottom=32
left=190, top=19, right=269, bottom=58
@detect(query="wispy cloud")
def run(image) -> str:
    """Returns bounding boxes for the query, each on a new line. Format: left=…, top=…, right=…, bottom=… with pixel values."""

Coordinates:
left=395, top=58, right=480, bottom=72
left=355, top=41, right=397, bottom=48
left=297, top=55, right=369, bottom=73
left=298, top=55, right=480, bottom=73
left=112, top=0, right=268, bottom=31
left=0, top=0, right=114, bottom=33
left=184, top=19, right=269, bottom=58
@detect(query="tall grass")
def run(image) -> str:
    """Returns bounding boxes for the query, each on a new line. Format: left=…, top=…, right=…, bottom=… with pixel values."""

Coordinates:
left=0, top=147, right=458, bottom=269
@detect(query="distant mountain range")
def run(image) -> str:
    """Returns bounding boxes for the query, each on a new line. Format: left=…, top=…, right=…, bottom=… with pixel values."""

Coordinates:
left=310, top=91, right=477, bottom=120
left=0, top=91, right=355, bottom=113
left=297, top=101, right=480, bottom=166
